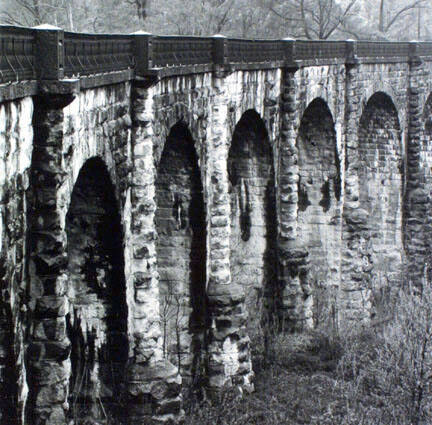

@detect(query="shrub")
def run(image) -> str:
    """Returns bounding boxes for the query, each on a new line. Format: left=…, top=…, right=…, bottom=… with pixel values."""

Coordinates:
left=336, top=284, right=432, bottom=425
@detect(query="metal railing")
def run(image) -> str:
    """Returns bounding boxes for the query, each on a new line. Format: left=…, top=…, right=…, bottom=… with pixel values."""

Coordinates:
left=0, top=25, right=36, bottom=84
left=356, top=41, right=410, bottom=58
left=152, top=36, right=213, bottom=67
left=227, top=39, right=284, bottom=64
left=0, top=24, right=431, bottom=87
left=295, top=40, right=346, bottom=60
left=64, top=32, right=134, bottom=77
left=418, top=42, right=432, bottom=57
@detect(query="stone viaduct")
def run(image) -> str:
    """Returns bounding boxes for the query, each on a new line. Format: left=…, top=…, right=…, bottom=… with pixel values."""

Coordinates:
left=0, top=24, right=431, bottom=424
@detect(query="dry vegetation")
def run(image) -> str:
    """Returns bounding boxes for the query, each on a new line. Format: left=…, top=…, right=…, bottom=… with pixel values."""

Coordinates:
left=185, top=283, right=432, bottom=425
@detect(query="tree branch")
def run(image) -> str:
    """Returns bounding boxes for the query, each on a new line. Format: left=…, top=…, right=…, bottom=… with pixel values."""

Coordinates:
left=385, top=0, right=426, bottom=33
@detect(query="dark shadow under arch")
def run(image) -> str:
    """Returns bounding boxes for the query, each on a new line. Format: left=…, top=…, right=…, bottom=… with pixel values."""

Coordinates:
left=358, top=91, right=403, bottom=290
left=296, top=98, right=340, bottom=328
left=65, top=157, right=128, bottom=423
left=423, top=93, right=432, bottom=136
left=154, top=121, right=207, bottom=387
left=228, top=109, right=278, bottom=332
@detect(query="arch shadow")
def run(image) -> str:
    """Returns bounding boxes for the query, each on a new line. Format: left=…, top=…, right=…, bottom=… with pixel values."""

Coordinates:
left=296, top=97, right=340, bottom=329
left=154, top=121, right=207, bottom=387
left=65, top=157, right=128, bottom=423
left=358, top=91, right=403, bottom=299
left=228, top=109, right=278, bottom=332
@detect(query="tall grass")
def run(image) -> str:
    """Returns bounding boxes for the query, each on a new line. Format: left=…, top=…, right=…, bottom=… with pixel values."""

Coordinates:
left=185, top=281, right=432, bottom=425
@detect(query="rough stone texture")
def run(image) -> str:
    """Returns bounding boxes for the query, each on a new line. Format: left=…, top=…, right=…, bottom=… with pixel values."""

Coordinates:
left=27, top=96, right=72, bottom=425
left=341, top=62, right=408, bottom=323
left=155, top=122, right=206, bottom=386
left=228, top=110, right=277, bottom=335
left=128, top=83, right=184, bottom=424
left=279, top=65, right=345, bottom=330
left=3, top=56, right=432, bottom=424
left=410, top=59, right=432, bottom=287
left=340, top=63, right=372, bottom=323
left=25, top=84, right=150, bottom=425
left=358, top=93, right=403, bottom=289
left=207, top=70, right=280, bottom=393
left=66, top=158, right=128, bottom=422
left=150, top=77, right=210, bottom=390
left=0, top=97, right=33, bottom=424
left=296, top=99, right=341, bottom=328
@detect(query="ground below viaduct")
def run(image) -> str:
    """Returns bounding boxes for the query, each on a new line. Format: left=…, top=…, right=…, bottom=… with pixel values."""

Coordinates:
left=1, top=24, right=432, bottom=424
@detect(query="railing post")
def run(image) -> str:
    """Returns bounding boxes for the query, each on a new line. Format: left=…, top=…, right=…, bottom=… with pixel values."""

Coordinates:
left=409, top=40, right=421, bottom=64
left=131, top=30, right=153, bottom=75
left=212, top=34, right=228, bottom=67
left=283, top=37, right=296, bottom=67
left=33, top=24, right=64, bottom=80
left=345, top=39, right=358, bottom=65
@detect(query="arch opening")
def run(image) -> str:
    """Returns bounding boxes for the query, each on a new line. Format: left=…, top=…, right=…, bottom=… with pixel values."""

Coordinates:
left=296, top=98, right=341, bottom=328
left=65, top=158, right=128, bottom=423
left=358, top=92, right=403, bottom=291
left=155, top=122, right=207, bottom=386
left=228, top=110, right=277, bottom=332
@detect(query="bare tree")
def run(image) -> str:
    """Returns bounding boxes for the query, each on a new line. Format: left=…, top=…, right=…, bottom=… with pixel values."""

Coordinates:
left=0, top=0, right=78, bottom=29
left=341, top=0, right=431, bottom=40
left=125, top=0, right=148, bottom=23
left=267, top=0, right=358, bottom=39
left=377, top=0, right=426, bottom=35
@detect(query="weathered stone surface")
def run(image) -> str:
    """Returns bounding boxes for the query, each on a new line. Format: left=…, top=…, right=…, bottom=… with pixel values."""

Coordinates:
left=3, top=48, right=432, bottom=425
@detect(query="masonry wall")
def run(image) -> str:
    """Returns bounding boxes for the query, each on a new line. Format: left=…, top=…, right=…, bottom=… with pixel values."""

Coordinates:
left=4, top=54, right=432, bottom=424
left=154, top=122, right=207, bottom=385
left=341, top=62, right=408, bottom=322
left=278, top=64, right=345, bottom=330
left=26, top=83, right=139, bottom=424
left=0, top=97, right=33, bottom=424
left=228, top=110, right=277, bottom=335
left=66, top=157, right=128, bottom=422
left=210, top=69, right=280, bottom=391
left=296, top=98, right=341, bottom=328
left=409, top=60, right=432, bottom=287
left=358, top=93, right=403, bottom=288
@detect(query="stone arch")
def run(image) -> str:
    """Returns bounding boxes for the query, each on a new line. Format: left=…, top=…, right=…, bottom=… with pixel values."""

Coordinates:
left=228, top=109, right=277, bottom=331
left=358, top=91, right=403, bottom=289
left=154, top=121, right=207, bottom=386
left=301, top=87, right=338, bottom=123
left=65, top=157, right=128, bottom=423
left=360, top=83, right=406, bottom=130
left=296, top=98, right=341, bottom=328
left=153, top=101, right=206, bottom=167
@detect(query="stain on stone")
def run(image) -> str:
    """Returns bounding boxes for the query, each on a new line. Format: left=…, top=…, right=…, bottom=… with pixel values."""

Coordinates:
left=155, top=121, right=207, bottom=387
left=334, top=144, right=341, bottom=202
left=319, top=179, right=331, bottom=212
left=239, top=179, right=251, bottom=241
left=298, top=176, right=311, bottom=212
left=358, top=91, right=402, bottom=289
left=228, top=109, right=277, bottom=338
left=296, top=98, right=340, bottom=325
left=66, top=157, right=128, bottom=424
left=424, top=96, right=432, bottom=138
left=0, top=254, right=19, bottom=425
left=172, top=193, right=187, bottom=230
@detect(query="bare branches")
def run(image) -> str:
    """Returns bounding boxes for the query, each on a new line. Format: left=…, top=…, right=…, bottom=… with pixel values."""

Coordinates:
left=124, top=0, right=148, bottom=22
left=383, top=0, right=426, bottom=33
left=268, top=0, right=358, bottom=39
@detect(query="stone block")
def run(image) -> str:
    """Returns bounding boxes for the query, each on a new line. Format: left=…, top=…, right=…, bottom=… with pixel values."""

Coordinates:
left=35, top=296, right=67, bottom=318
